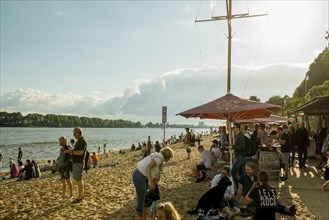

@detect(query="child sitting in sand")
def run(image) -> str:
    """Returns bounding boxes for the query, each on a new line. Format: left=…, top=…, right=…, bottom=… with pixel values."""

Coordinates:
left=90, top=152, right=99, bottom=168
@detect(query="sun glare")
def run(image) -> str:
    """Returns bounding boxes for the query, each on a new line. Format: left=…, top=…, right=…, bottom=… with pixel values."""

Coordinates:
left=264, top=1, right=320, bottom=46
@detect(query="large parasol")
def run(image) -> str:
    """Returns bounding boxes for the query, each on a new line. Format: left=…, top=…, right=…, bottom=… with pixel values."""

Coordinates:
left=177, top=93, right=281, bottom=167
left=237, top=114, right=290, bottom=124
left=177, top=93, right=281, bottom=121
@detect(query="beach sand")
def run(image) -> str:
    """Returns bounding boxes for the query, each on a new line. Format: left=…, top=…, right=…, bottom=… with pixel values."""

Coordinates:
left=0, top=135, right=328, bottom=220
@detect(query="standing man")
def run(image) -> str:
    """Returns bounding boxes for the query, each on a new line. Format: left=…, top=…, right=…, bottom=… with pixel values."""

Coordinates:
left=277, top=126, right=291, bottom=181
left=184, top=127, right=191, bottom=159
left=65, top=127, right=87, bottom=203
left=314, top=124, right=327, bottom=169
left=295, top=122, right=309, bottom=168
left=17, top=147, right=23, bottom=163
left=230, top=123, right=247, bottom=190
left=257, top=123, right=268, bottom=146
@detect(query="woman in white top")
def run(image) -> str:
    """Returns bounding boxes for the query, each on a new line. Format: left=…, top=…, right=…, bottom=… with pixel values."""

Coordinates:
left=132, top=147, right=174, bottom=220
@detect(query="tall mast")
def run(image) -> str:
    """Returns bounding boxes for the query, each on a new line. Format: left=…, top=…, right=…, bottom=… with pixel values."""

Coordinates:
left=195, top=0, right=267, bottom=166
left=195, top=0, right=267, bottom=94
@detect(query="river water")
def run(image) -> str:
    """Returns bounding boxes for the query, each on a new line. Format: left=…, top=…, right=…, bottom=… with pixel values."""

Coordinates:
left=0, top=127, right=209, bottom=164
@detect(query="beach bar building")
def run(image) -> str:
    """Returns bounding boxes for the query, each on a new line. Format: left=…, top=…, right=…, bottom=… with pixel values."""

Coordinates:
left=289, top=95, right=329, bottom=155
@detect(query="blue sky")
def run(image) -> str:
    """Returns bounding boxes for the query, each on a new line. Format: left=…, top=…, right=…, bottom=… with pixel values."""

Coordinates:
left=1, top=1, right=328, bottom=125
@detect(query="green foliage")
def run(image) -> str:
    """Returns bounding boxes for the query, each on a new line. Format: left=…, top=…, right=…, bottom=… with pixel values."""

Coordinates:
left=266, top=95, right=284, bottom=106
left=266, top=95, right=290, bottom=116
left=305, top=80, right=329, bottom=101
left=289, top=45, right=329, bottom=109
left=293, top=47, right=329, bottom=99
left=0, top=111, right=143, bottom=128
left=249, top=95, right=260, bottom=101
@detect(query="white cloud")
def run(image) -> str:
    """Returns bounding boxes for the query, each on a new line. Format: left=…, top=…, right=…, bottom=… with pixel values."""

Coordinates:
left=0, top=63, right=307, bottom=124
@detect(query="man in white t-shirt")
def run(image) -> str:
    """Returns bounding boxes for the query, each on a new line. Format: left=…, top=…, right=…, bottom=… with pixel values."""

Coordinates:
left=192, top=145, right=213, bottom=183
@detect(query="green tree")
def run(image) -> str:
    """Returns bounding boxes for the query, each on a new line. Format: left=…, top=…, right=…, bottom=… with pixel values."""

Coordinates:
left=305, top=80, right=329, bottom=101
left=249, top=95, right=260, bottom=101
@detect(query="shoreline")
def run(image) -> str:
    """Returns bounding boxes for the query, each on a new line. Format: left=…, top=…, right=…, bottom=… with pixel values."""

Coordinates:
left=0, top=135, right=328, bottom=219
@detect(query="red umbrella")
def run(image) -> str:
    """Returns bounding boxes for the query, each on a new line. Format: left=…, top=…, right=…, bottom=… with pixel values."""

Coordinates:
left=177, top=93, right=281, bottom=121
left=237, top=114, right=290, bottom=124
left=177, top=93, right=281, bottom=167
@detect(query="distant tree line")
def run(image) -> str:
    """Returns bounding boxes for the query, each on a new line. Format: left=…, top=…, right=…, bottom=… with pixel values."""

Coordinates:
left=0, top=111, right=143, bottom=128
left=0, top=112, right=209, bottom=129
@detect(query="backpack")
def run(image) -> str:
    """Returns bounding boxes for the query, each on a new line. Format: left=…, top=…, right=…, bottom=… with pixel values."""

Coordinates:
left=244, top=135, right=255, bottom=157
left=84, top=150, right=90, bottom=173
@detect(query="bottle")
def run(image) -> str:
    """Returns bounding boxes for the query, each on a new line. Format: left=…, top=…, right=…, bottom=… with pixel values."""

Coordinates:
left=197, top=208, right=205, bottom=220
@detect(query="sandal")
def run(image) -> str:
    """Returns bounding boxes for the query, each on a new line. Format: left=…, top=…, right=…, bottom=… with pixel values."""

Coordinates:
left=72, top=198, right=83, bottom=204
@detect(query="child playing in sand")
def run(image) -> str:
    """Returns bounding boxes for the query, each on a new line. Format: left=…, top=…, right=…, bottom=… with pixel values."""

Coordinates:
left=90, top=152, right=99, bottom=168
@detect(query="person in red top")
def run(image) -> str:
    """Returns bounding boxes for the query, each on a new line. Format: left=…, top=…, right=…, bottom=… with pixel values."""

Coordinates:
left=91, top=152, right=99, bottom=168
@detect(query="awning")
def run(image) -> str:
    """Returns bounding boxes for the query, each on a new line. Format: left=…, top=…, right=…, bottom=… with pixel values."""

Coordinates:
left=289, top=95, right=329, bottom=115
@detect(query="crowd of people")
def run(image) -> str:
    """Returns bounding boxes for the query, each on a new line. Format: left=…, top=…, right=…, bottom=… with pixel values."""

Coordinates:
left=130, top=121, right=328, bottom=220
left=1, top=122, right=328, bottom=220
left=1, top=146, right=44, bottom=181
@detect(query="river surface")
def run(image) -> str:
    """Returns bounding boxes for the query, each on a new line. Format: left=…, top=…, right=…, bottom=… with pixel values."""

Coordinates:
left=0, top=127, right=209, bottom=164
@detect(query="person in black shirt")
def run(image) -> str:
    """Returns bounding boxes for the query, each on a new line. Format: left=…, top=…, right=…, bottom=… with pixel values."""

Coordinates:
left=245, top=170, right=277, bottom=220
left=65, top=127, right=87, bottom=204
left=17, top=147, right=23, bottom=163
left=230, top=123, right=248, bottom=190
left=314, top=124, right=327, bottom=169
left=154, top=141, right=161, bottom=153
left=19, top=159, right=33, bottom=180
left=295, top=122, right=309, bottom=168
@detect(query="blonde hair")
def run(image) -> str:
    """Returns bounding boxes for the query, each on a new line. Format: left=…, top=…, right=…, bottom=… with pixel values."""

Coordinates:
left=161, top=147, right=174, bottom=161
left=73, top=127, right=83, bottom=135
left=59, top=136, right=68, bottom=146
left=156, top=202, right=181, bottom=220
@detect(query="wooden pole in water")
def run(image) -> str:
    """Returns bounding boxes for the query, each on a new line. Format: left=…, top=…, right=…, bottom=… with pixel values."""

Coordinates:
left=147, top=136, right=151, bottom=156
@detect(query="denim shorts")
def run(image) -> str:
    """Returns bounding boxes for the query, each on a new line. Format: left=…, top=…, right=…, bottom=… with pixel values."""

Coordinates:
left=60, top=167, right=70, bottom=180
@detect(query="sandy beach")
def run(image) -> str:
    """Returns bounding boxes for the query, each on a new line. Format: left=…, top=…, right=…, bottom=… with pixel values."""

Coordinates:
left=0, top=135, right=328, bottom=220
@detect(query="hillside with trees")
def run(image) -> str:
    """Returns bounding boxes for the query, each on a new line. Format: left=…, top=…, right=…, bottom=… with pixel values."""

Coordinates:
left=262, top=32, right=329, bottom=115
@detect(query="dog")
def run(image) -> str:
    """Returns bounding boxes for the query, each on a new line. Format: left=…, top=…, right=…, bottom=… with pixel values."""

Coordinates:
left=187, top=176, right=232, bottom=215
